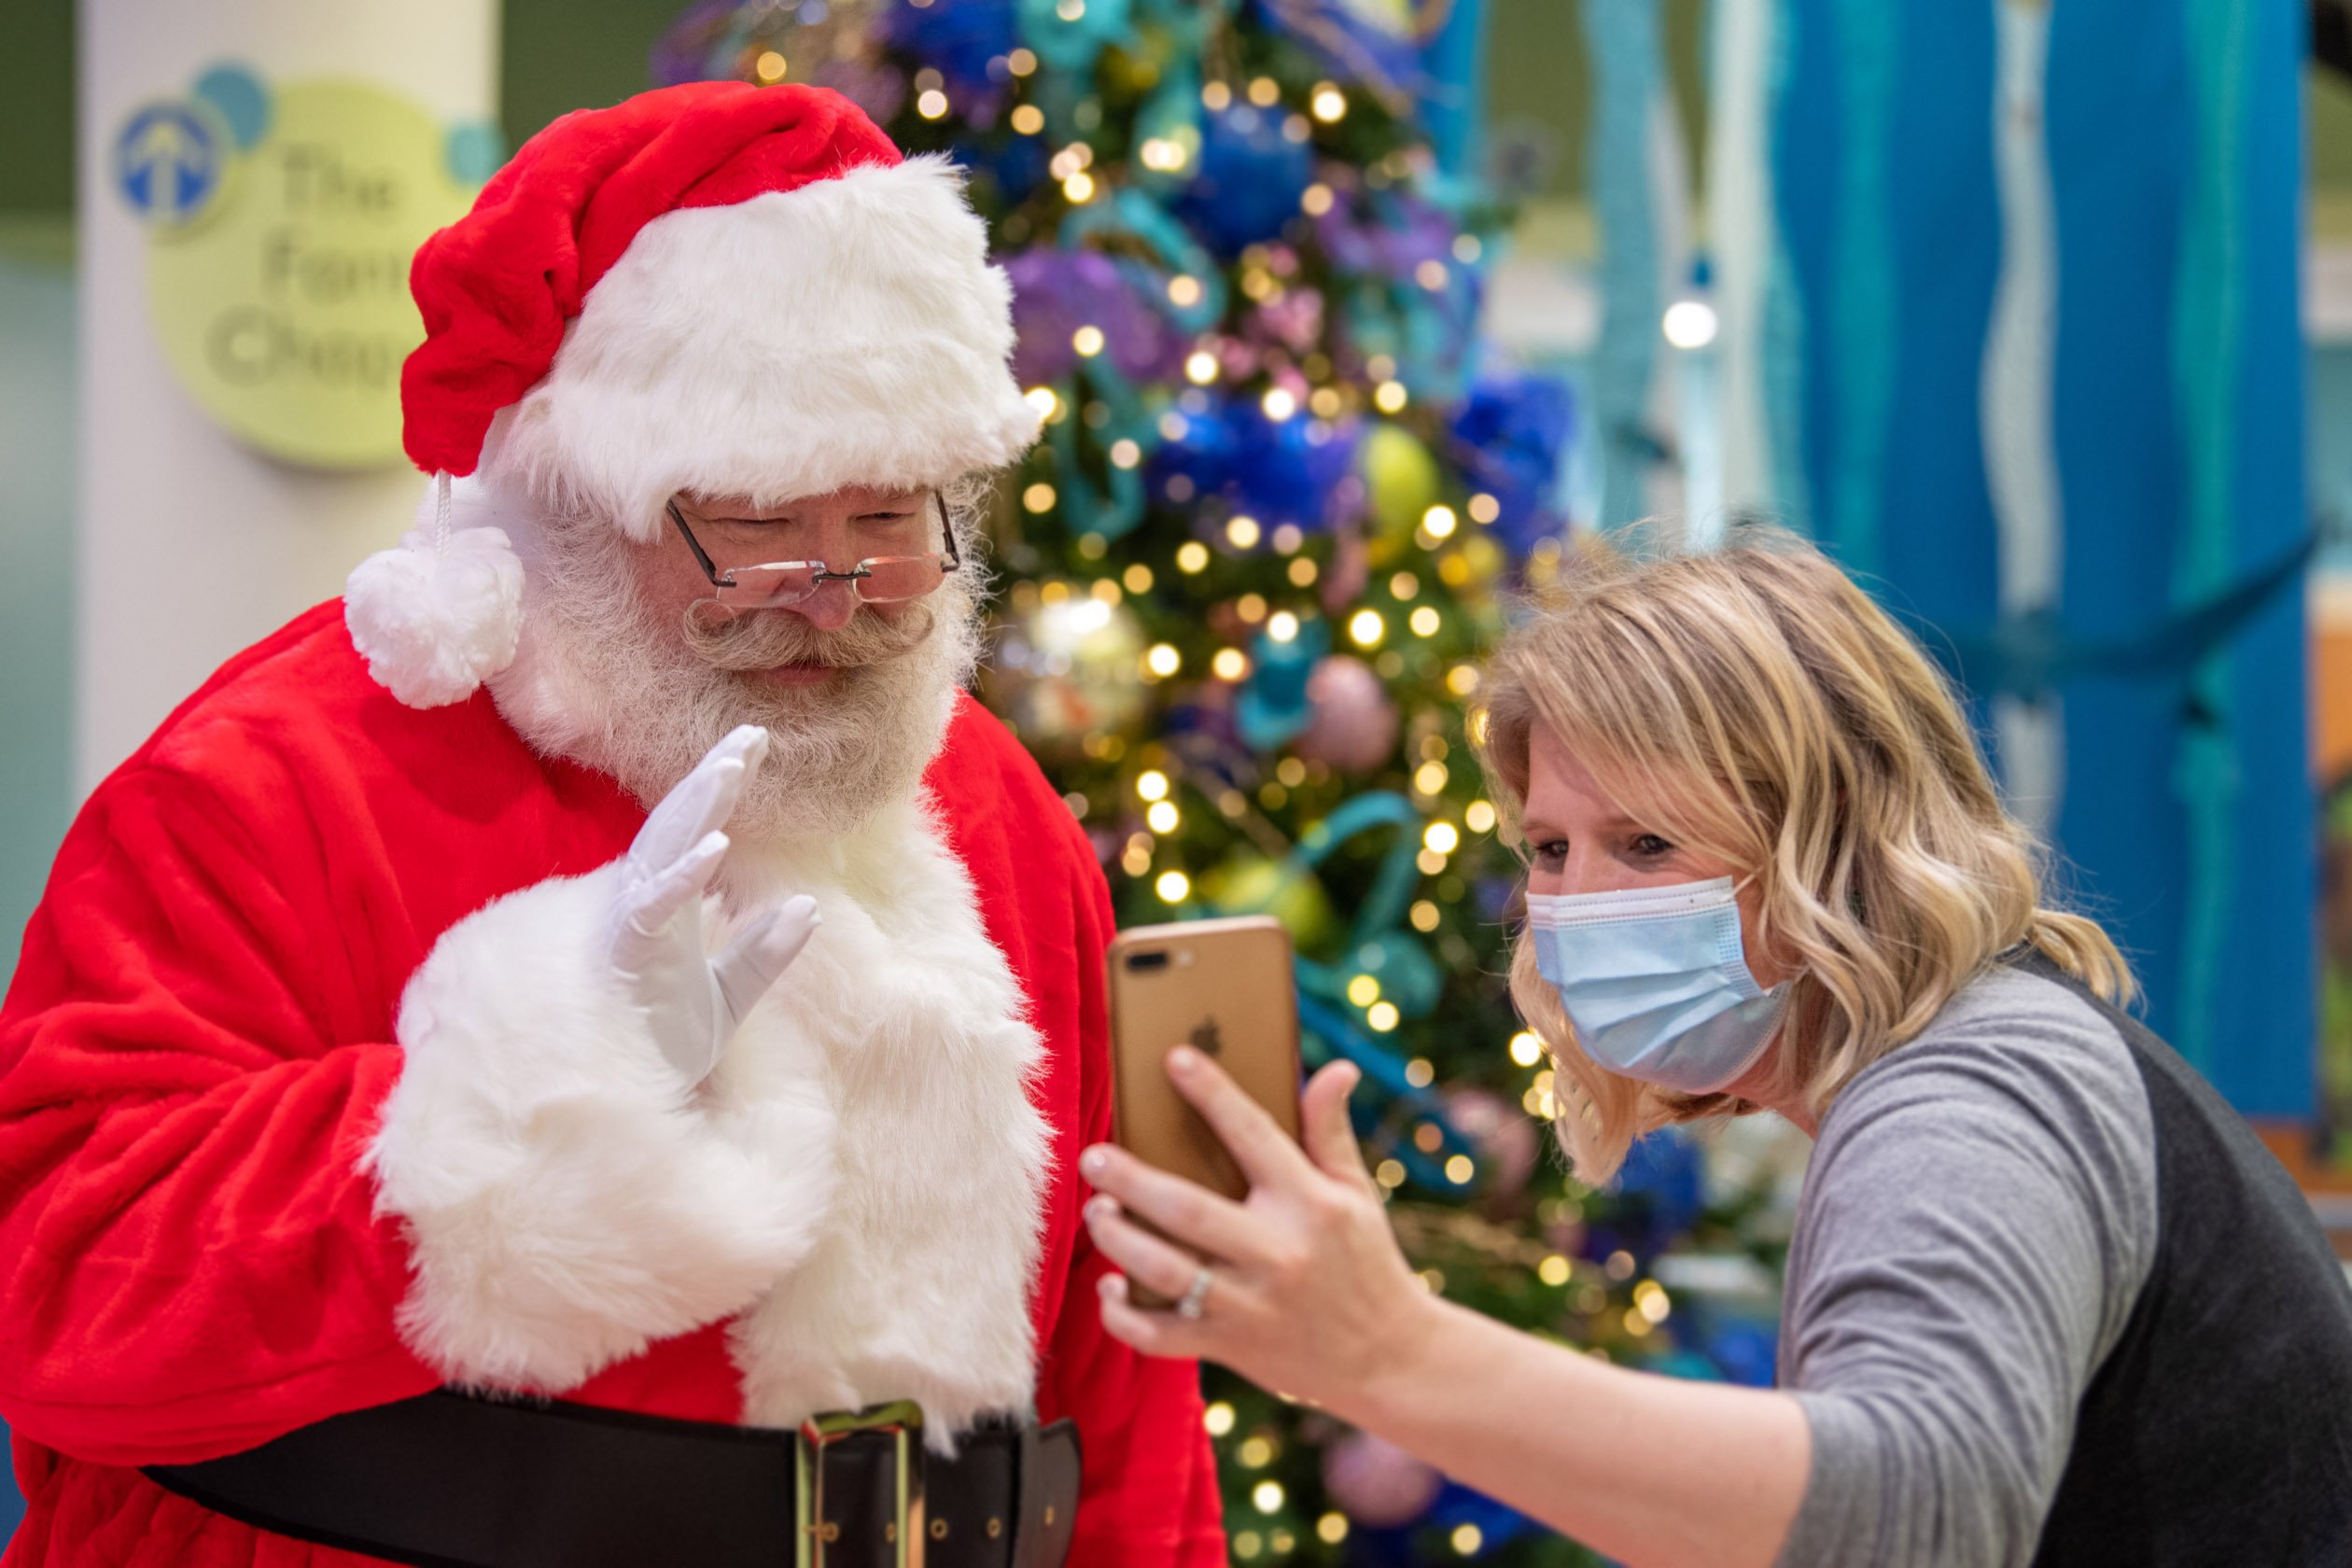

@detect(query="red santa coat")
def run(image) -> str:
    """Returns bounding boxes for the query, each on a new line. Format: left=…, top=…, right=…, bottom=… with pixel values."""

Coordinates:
left=0, top=603, right=1225, bottom=1565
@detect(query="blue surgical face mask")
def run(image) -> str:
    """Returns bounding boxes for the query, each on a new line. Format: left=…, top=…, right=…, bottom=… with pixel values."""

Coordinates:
left=1524, top=876, right=1788, bottom=1096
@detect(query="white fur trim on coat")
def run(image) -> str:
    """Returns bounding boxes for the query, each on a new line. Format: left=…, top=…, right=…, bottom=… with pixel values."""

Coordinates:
left=367, top=863, right=838, bottom=1393
left=481, top=156, right=1042, bottom=537
left=713, top=792, right=1054, bottom=1451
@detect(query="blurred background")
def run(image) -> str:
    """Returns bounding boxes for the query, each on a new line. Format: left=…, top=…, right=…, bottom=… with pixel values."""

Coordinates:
left=3, top=1, right=2349, bottom=1561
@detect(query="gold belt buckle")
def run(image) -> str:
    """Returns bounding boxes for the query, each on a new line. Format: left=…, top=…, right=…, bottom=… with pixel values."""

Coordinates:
left=796, top=1400, right=926, bottom=1568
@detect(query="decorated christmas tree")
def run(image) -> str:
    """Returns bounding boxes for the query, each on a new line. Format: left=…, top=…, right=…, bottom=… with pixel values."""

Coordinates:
left=656, top=3, right=1784, bottom=1560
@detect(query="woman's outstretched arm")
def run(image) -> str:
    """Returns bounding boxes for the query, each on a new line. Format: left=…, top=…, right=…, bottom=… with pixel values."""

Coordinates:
left=1079, top=1046, right=1810, bottom=1568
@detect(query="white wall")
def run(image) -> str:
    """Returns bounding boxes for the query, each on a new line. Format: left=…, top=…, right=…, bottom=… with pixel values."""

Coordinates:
left=76, top=0, right=498, bottom=786
left=0, top=231, right=78, bottom=987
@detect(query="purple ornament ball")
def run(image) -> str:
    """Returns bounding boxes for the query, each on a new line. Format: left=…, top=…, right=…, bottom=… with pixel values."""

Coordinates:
left=1321, top=1431, right=1444, bottom=1529
left=1005, top=250, right=1181, bottom=386
left=1294, top=654, right=1398, bottom=775
left=1445, top=1087, right=1542, bottom=1200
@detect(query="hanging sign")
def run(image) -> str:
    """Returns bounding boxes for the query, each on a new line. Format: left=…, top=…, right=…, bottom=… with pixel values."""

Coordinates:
left=114, top=63, right=498, bottom=469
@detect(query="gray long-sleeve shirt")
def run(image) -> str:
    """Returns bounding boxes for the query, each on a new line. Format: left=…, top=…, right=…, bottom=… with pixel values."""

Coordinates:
left=1774, top=959, right=2352, bottom=1564
left=1775, top=966, right=2158, bottom=1564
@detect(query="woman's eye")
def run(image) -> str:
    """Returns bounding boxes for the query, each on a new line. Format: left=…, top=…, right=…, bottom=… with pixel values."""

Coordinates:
left=1532, top=839, right=1569, bottom=870
left=1629, top=833, right=1675, bottom=860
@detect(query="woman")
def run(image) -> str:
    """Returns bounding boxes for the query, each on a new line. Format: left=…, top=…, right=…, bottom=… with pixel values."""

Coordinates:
left=1077, top=532, right=2352, bottom=1566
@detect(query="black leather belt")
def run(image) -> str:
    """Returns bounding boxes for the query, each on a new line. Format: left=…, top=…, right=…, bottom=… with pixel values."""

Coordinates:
left=143, top=1390, right=1081, bottom=1568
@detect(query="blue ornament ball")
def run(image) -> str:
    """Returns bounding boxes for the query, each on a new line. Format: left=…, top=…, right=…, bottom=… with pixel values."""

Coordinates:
left=1702, top=1321, right=1779, bottom=1388
left=1587, top=1127, right=1706, bottom=1258
left=1225, top=404, right=1360, bottom=531
left=881, top=0, right=1018, bottom=91
left=1173, top=103, right=1312, bottom=258
left=959, top=130, right=1047, bottom=206
left=1145, top=395, right=1240, bottom=504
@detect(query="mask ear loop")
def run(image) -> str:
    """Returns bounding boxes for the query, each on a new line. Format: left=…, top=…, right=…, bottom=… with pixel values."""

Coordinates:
left=1725, top=873, right=1802, bottom=1006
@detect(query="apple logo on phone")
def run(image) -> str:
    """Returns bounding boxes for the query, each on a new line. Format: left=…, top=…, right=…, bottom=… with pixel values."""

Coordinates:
left=1188, top=1017, right=1223, bottom=1057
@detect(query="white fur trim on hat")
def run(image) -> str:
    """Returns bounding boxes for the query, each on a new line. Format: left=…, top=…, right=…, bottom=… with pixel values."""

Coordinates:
left=344, top=474, right=525, bottom=707
left=479, top=156, right=1043, bottom=538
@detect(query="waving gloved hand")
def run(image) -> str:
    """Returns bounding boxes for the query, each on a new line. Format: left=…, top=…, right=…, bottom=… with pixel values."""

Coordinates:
left=599, top=724, right=819, bottom=1084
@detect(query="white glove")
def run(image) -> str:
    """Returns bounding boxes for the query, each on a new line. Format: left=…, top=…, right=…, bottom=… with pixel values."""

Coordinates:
left=599, top=724, right=819, bottom=1084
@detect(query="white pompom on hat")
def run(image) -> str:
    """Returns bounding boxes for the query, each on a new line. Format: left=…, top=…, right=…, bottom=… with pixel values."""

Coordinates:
left=346, top=80, right=1041, bottom=708
left=345, top=475, right=525, bottom=708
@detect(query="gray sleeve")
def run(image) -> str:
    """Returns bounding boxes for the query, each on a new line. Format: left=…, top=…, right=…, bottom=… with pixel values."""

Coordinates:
left=1773, top=972, right=2159, bottom=1568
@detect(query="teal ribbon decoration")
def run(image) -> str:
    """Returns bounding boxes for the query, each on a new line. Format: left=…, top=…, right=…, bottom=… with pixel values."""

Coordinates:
left=1823, top=0, right=1898, bottom=574
left=1299, top=993, right=1478, bottom=1190
left=1131, top=62, right=1205, bottom=199
left=1317, top=187, right=1480, bottom=406
left=1236, top=617, right=1327, bottom=749
left=2167, top=0, right=2255, bottom=1074
left=1204, top=791, right=1478, bottom=1191
left=1044, top=363, right=1151, bottom=539
left=1124, top=0, right=1220, bottom=200
left=1015, top=0, right=1130, bottom=142
left=1043, top=189, right=1230, bottom=539
left=1398, top=270, right=1477, bottom=409
left=1018, top=0, right=1130, bottom=75
left=1285, top=792, right=1435, bottom=1004
left=1060, top=188, right=1229, bottom=336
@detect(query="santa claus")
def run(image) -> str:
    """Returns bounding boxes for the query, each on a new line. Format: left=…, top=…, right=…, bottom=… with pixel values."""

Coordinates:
left=0, top=83, right=1224, bottom=1567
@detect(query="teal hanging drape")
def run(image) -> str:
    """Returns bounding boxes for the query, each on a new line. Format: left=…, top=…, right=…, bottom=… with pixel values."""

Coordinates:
left=1719, top=0, right=2313, bottom=1113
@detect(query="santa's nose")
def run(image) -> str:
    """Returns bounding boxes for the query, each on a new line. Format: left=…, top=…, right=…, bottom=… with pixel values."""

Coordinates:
left=785, top=581, right=861, bottom=632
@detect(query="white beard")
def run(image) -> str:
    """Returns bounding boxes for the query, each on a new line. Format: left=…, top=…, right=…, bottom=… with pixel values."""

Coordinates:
left=489, top=500, right=984, bottom=844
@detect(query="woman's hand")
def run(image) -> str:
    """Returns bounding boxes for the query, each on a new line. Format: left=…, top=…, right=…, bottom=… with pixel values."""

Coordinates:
left=1079, top=1046, right=1435, bottom=1415
left=1084, top=1044, right=1812, bottom=1568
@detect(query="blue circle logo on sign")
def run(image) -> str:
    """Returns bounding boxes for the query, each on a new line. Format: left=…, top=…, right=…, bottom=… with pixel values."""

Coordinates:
left=114, top=102, right=224, bottom=226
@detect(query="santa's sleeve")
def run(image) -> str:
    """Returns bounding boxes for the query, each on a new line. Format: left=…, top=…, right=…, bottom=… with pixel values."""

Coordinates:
left=1037, top=852, right=1228, bottom=1566
left=0, top=764, right=431, bottom=1465
left=0, top=760, right=823, bottom=1467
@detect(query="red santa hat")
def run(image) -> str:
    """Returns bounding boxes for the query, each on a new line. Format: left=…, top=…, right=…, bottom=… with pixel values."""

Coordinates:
left=346, top=81, right=1040, bottom=708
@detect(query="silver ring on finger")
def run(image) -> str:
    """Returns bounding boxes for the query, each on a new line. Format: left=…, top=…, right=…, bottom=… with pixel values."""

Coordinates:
left=1175, top=1266, right=1214, bottom=1321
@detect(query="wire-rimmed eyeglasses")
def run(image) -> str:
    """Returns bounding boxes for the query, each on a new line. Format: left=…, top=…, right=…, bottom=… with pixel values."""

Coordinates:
left=665, top=493, right=959, bottom=610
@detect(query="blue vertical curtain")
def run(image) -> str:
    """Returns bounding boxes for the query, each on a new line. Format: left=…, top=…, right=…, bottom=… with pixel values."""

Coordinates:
left=1747, top=0, right=2312, bottom=1111
left=1582, top=0, right=1670, bottom=532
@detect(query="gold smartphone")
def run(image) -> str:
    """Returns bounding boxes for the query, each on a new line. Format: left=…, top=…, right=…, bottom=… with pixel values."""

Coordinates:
left=1107, top=916, right=1303, bottom=1304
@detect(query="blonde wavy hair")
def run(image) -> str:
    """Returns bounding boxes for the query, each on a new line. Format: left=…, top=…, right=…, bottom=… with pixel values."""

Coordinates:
left=1473, top=528, right=2132, bottom=1183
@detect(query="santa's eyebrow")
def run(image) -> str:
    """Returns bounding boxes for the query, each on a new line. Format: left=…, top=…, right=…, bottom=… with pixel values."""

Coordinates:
left=710, top=505, right=923, bottom=525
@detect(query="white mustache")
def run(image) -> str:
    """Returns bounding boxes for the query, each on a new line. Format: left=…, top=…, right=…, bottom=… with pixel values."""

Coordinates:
left=680, top=599, right=938, bottom=673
